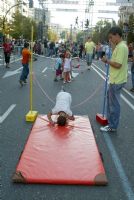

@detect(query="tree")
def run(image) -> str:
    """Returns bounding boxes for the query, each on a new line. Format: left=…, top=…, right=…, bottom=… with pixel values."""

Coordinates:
left=92, top=20, right=116, bottom=43
left=48, top=29, right=58, bottom=42
left=60, top=31, right=66, bottom=40
left=127, top=14, right=134, bottom=43
left=10, top=11, right=37, bottom=40
left=76, top=31, right=85, bottom=43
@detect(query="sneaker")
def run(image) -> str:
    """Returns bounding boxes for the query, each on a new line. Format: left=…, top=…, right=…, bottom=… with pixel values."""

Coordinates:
left=54, top=78, right=58, bottom=82
left=23, top=80, right=27, bottom=83
left=100, top=125, right=116, bottom=132
left=19, top=80, right=23, bottom=87
left=87, top=66, right=91, bottom=70
left=63, top=81, right=66, bottom=84
left=67, top=80, right=71, bottom=83
left=130, top=88, right=134, bottom=92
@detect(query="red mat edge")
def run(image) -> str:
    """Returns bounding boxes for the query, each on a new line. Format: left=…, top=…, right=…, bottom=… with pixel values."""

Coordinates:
left=12, top=171, right=108, bottom=186
left=12, top=115, right=108, bottom=186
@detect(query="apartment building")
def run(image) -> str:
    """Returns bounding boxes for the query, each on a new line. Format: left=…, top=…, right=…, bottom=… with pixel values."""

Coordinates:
left=119, top=6, right=134, bottom=24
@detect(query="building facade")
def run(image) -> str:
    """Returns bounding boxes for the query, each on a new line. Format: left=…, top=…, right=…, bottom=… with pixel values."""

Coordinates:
left=119, top=6, right=134, bottom=23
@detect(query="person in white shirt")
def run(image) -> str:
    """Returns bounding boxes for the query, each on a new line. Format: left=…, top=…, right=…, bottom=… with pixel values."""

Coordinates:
left=63, top=51, right=72, bottom=83
left=47, top=89, right=75, bottom=126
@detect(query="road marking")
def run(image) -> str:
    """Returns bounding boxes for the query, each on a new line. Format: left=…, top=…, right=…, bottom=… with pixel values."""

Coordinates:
left=92, top=63, right=134, bottom=199
left=0, top=104, right=16, bottom=123
left=121, top=94, right=134, bottom=110
left=3, top=67, right=22, bottom=78
left=122, top=88, right=134, bottom=100
left=42, top=67, right=47, bottom=73
left=92, top=63, right=134, bottom=103
left=103, top=134, right=134, bottom=200
left=72, top=71, right=79, bottom=78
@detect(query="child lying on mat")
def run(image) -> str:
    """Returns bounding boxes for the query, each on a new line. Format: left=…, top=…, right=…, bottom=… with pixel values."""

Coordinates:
left=47, top=89, right=75, bottom=126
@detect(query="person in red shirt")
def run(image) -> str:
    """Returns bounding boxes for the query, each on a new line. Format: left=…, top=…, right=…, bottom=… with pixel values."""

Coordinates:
left=19, top=42, right=31, bottom=86
left=3, top=38, right=13, bottom=68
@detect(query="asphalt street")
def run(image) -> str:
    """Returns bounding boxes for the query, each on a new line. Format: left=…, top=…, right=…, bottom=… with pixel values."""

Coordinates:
left=1, top=55, right=134, bottom=200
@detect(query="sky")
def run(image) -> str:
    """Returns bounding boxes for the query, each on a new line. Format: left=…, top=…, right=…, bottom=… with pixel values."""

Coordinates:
left=34, top=0, right=120, bottom=28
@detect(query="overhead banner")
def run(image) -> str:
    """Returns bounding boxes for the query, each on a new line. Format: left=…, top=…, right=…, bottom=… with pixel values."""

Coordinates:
left=106, top=1, right=133, bottom=6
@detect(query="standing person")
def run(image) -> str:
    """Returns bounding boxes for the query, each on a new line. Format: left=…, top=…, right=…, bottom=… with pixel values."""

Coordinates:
left=54, top=53, right=63, bottom=81
left=85, top=36, right=95, bottom=70
left=100, top=26, right=128, bottom=132
left=47, top=89, right=75, bottom=126
left=19, top=42, right=31, bottom=86
left=3, top=38, right=13, bottom=68
left=63, top=51, right=72, bottom=83
left=79, top=43, right=84, bottom=59
left=44, top=38, right=48, bottom=56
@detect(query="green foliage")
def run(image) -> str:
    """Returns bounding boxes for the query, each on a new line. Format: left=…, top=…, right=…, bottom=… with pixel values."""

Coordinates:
left=76, top=31, right=85, bottom=43
left=48, top=29, right=58, bottom=41
left=60, top=31, right=66, bottom=39
left=92, top=20, right=116, bottom=43
left=127, top=14, right=134, bottom=43
left=9, top=11, right=37, bottom=40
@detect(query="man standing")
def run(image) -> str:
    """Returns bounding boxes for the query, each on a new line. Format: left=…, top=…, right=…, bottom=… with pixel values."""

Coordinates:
left=19, top=42, right=31, bottom=86
left=100, top=26, right=128, bottom=132
left=85, top=36, right=95, bottom=70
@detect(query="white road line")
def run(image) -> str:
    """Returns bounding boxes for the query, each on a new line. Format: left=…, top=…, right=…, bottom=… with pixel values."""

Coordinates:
left=92, top=63, right=134, bottom=101
left=92, top=63, right=134, bottom=199
left=103, top=134, right=134, bottom=200
left=0, top=104, right=16, bottom=124
left=42, top=67, right=47, bottom=73
left=121, top=94, right=134, bottom=110
left=122, top=88, right=134, bottom=100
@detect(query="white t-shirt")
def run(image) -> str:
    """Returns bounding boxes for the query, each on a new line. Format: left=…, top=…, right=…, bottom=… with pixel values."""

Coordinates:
left=64, top=58, right=71, bottom=70
left=52, top=91, right=72, bottom=116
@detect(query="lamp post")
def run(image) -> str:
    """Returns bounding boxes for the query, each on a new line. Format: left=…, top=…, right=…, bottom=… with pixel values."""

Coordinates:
left=2, top=1, right=24, bottom=42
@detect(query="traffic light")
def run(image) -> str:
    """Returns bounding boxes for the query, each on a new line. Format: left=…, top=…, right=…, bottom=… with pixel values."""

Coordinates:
left=75, top=16, right=78, bottom=25
left=85, top=19, right=89, bottom=29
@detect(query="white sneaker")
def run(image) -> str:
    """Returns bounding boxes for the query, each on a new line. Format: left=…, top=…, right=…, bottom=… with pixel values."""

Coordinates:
left=87, top=66, right=91, bottom=70
left=100, top=125, right=116, bottom=132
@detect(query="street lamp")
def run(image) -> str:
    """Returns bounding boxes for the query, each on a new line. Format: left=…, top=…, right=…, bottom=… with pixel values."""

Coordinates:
left=2, top=1, right=25, bottom=42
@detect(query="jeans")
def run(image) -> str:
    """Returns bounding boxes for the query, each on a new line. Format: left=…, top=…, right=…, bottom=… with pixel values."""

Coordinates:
left=86, top=53, right=93, bottom=66
left=20, top=63, right=29, bottom=81
left=107, top=83, right=125, bottom=129
left=131, top=63, right=134, bottom=88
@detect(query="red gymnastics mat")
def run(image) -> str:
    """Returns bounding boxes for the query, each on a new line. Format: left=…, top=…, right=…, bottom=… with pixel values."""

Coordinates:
left=12, top=115, right=108, bottom=185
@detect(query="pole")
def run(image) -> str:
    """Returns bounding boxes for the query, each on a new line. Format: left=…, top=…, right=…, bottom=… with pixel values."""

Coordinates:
left=102, top=63, right=109, bottom=118
left=30, top=26, right=33, bottom=112
left=96, top=45, right=111, bottom=126
left=25, top=25, right=38, bottom=122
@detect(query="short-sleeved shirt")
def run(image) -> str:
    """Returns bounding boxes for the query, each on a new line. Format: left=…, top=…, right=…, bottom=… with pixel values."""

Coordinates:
left=109, top=41, right=128, bottom=84
left=85, top=41, right=95, bottom=54
left=52, top=91, right=72, bottom=116
left=55, top=57, right=62, bottom=70
left=22, top=48, right=31, bottom=64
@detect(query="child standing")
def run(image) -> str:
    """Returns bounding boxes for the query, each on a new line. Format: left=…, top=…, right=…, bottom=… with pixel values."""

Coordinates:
left=19, top=42, right=31, bottom=86
left=63, top=51, right=72, bottom=83
left=54, top=54, right=63, bottom=81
